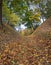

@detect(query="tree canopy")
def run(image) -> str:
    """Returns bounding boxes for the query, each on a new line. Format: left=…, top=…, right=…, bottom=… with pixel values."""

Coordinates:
left=2, top=0, right=51, bottom=29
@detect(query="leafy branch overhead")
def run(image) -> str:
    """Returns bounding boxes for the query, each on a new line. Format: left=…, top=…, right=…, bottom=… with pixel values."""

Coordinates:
left=2, top=1, right=21, bottom=26
left=2, top=0, right=51, bottom=28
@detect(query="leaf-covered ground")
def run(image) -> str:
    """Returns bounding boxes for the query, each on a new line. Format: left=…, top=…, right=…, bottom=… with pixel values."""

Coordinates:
left=0, top=18, right=51, bottom=65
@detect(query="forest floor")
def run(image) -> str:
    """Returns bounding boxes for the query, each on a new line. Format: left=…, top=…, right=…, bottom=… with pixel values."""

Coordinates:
left=0, top=17, right=51, bottom=65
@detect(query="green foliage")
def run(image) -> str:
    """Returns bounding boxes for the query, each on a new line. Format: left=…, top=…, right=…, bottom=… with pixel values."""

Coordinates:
left=34, top=0, right=40, bottom=4
left=2, top=1, right=10, bottom=20
left=2, top=1, right=20, bottom=26
left=39, top=0, right=51, bottom=18
left=2, top=0, right=51, bottom=29
left=44, top=0, right=51, bottom=18
left=9, top=13, right=20, bottom=25
left=29, top=12, right=41, bottom=21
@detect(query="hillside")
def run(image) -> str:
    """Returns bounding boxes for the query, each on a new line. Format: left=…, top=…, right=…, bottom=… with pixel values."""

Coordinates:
left=0, top=24, right=23, bottom=44
left=0, top=17, right=51, bottom=65
left=23, top=17, right=51, bottom=64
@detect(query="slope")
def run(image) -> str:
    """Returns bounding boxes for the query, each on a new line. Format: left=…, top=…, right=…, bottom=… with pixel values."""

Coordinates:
left=0, top=17, right=51, bottom=65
